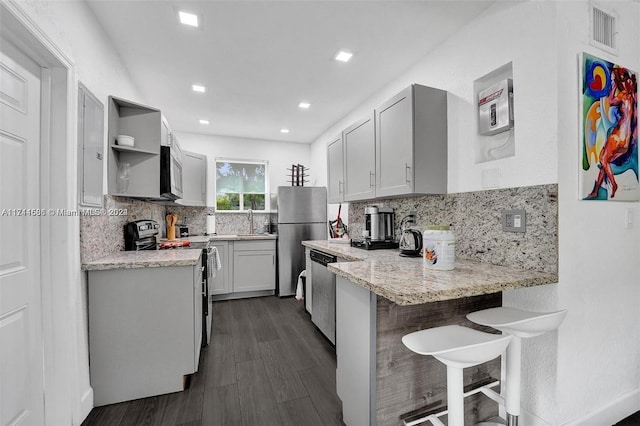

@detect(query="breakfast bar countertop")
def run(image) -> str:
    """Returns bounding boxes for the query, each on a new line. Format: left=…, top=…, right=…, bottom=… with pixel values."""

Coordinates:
left=302, top=240, right=558, bottom=305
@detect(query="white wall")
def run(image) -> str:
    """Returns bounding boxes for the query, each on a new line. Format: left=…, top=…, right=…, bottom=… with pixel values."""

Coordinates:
left=310, top=2, right=558, bottom=236
left=311, top=2, right=558, bottom=192
left=554, top=1, right=640, bottom=424
left=311, top=0, right=640, bottom=423
left=176, top=132, right=311, bottom=209
left=19, top=0, right=143, bottom=103
left=13, top=0, right=145, bottom=424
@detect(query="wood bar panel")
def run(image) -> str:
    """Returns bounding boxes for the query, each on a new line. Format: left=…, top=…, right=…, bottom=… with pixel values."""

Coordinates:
left=375, top=292, right=503, bottom=426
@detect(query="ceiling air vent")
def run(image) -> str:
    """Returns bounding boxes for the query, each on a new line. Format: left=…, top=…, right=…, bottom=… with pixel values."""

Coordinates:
left=590, top=3, right=618, bottom=54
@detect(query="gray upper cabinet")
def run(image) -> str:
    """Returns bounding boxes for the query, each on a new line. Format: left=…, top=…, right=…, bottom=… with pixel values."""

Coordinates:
left=178, top=150, right=207, bottom=206
left=327, top=134, right=344, bottom=204
left=343, top=114, right=375, bottom=202
left=107, top=96, right=161, bottom=198
left=161, top=115, right=171, bottom=147
left=78, top=83, right=104, bottom=207
left=375, top=84, right=447, bottom=198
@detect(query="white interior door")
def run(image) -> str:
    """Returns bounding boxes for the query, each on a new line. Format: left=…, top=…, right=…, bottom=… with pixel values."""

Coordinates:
left=0, top=38, right=45, bottom=426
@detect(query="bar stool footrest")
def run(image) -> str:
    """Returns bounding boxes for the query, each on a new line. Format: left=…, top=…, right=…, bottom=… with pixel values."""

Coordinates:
left=474, top=416, right=507, bottom=426
left=400, top=378, right=501, bottom=426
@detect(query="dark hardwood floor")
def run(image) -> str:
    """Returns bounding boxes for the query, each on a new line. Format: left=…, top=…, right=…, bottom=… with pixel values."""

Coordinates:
left=82, top=296, right=344, bottom=426
left=615, top=411, right=640, bottom=426
left=80, top=294, right=640, bottom=426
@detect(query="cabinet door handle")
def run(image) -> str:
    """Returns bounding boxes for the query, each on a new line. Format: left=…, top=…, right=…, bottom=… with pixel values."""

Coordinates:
left=405, top=163, right=411, bottom=184
left=370, top=171, right=375, bottom=188
left=338, top=180, right=343, bottom=194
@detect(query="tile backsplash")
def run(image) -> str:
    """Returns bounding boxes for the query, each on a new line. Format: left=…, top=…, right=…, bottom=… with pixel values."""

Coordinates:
left=215, top=212, right=276, bottom=235
left=348, top=184, right=558, bottom=273
left=82, top=184, right=557, bottom=273
left=80, top=196, right=277, bottom=263
left=79, top=195, right=166, bottom=263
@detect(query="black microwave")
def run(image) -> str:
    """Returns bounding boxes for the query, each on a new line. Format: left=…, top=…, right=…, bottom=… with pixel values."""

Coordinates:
left=160, top=137, right=183, bottom=200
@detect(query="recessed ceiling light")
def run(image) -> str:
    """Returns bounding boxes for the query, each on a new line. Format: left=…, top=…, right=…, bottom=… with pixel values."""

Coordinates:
left=298, top=102, right=311, bottom=109
left=192, top=84, right=206, bottom=93
left=280, top=128, right=290, bottom=134
left=179, top=11, right=199, bottom=27
left=199, top=119, right=210, bottom=125
left=335, top=50, right=353, bottom=62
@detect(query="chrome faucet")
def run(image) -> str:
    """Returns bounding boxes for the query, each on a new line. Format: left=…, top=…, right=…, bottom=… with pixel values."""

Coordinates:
left=247, top=209, right=254, bottom=234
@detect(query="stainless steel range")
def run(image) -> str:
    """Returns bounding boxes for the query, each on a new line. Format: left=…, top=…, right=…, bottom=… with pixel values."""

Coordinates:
left=185, top=239, right=214, bottom=347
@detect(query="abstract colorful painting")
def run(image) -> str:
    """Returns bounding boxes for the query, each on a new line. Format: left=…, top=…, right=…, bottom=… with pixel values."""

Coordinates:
left=580, top=53, right=638, bottom=201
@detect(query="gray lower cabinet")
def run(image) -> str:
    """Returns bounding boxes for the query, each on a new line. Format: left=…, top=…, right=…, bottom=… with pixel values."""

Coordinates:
left=210, top=241, right=231, bottom=295
left=212, top=239, right=276, bottom=299
left=233, top=240, right=276, bottom=292
left=87, top=258, right=202, bottom=406
left=336, top=275, right=376, bottom=426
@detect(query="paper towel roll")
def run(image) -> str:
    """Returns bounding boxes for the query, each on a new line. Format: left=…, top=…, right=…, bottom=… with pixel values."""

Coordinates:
left=207, top=214, right=216, bottom=235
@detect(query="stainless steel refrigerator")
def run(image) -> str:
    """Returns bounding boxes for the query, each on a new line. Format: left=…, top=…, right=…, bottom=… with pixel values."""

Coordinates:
left=276, top=186, right=327, bottom=297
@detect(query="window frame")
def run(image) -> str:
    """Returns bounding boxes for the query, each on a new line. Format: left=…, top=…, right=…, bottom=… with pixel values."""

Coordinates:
left=214, top=158, right=270, bottom=213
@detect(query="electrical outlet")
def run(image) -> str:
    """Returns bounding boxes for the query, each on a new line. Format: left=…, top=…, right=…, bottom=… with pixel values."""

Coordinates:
left=502, top=209, right=526, bottom=233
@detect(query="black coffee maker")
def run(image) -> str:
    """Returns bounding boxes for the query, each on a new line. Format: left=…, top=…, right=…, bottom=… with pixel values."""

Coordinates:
left=124, top=220, right=159, bottom=251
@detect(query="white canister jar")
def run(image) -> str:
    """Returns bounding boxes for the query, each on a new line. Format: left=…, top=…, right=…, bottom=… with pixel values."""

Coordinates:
left=423, top=226, right=455, bottom=270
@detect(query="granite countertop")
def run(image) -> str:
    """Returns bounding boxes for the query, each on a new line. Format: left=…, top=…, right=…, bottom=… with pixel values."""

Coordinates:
left=82, top=249, right=203, bottom=271
left=182, top=234, right=278, bottom=243
left=207, top=233, right=277, bottom=241
left=302, top=240, right=558, bottom=306
left=82, top=234, right=277, bottom=271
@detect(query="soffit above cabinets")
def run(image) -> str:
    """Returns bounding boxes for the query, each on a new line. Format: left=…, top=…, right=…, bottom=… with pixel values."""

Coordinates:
left=87, top=1, right=496, bottom=143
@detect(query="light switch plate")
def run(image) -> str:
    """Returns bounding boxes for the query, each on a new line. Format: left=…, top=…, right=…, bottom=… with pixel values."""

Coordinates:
left=502, top=209, right=526, bottom=233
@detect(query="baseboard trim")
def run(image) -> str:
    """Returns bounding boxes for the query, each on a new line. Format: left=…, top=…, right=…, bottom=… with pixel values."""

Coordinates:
left=521, top=409, right=552, bottom=426
left=562, top=389, right=640, bottom=426
left=78, top=387, right=93, bottom=425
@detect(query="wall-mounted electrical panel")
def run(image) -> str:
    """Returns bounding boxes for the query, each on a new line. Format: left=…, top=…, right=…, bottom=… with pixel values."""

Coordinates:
left=478, top=78, right=514, bottom=136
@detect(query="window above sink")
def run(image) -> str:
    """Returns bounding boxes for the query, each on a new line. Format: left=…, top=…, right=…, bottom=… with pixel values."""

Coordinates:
left=215, top=159, right=269, bottom=212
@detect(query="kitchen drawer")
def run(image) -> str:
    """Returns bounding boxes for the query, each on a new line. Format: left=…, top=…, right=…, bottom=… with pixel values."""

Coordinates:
left=233, top=240, right=275, bottom=251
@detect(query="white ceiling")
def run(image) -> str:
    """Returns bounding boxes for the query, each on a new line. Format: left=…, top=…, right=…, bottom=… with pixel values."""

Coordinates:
left=87, top=0, right=496, bottom=143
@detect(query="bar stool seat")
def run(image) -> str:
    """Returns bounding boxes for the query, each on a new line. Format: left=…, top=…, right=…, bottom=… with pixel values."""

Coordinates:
left=466, top=307, right=567, bottom=338
left=466, top=307, right=567, bottom=426
left=402, top=325, right=512, bottom=426
left=402, top=325, right=512, bottom=368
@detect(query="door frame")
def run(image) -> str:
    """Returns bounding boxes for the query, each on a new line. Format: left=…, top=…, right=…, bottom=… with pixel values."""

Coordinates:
left=1, top=1, right=87, bottom=424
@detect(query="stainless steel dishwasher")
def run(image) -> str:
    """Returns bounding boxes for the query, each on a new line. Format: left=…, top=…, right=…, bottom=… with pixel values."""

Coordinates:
left=310, top=249, right=337, bottom=345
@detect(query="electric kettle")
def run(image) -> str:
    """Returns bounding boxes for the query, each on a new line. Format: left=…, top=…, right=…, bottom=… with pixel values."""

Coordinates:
left=399, top=228, right=423, bottom=257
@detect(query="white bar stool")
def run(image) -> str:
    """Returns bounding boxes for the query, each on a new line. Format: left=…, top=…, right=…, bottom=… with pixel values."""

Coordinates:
left=466, top=307, right=567, bottom=426
left=402, top=325, right=512, bottom=426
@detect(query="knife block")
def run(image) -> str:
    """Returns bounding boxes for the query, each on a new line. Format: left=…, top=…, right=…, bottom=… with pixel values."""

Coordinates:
left=167, top=225, right=176, bottom=241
